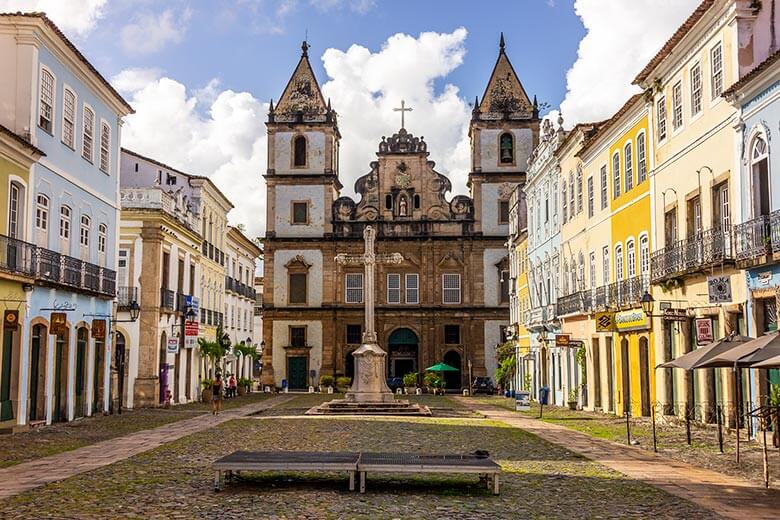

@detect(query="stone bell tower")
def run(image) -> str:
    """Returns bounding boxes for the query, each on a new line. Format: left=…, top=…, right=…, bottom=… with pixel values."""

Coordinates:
left=469, top=33, right=539, bottom=236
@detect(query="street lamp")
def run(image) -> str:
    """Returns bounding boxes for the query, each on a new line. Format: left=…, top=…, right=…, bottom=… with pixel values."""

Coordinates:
left=128, top=300, right=141, bottom=321
left=185, top=307, right=196, bottom=322
left=641, top=291, right=655, bottom=316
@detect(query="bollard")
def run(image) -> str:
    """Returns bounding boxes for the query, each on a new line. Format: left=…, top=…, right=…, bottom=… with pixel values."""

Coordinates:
left=763, top=424, right=770, bottom=489
left=283, top=386, right=288, bottom=394
left=308, top=386, right=315, bottom=393
left=264, top=385, right=271, bottom=393
left=651, top=407, right=658, bottom=453
left=717, top=405, right=724, bottom=454
left=328, top=386, right=334, bottom=394
left=685, top=405, right=692, bottom=446
left=462, top=389, right=469, bottom=396
left=416, top=388, right=422, bottom=395
left=396, top=388, right=402, bottom=395
left=625, top=408, right=631, bottom=446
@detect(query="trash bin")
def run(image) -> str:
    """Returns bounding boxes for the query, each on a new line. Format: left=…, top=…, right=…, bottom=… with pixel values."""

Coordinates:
left=539, top=386, right=549, bottom=405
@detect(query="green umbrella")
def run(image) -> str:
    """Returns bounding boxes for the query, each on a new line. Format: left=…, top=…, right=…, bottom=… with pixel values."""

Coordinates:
left=425, top=362, right=458, bottom=372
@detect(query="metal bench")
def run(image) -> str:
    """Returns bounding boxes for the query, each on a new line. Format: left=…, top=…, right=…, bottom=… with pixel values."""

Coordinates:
left=212, top=451, right=502, bottom=495
left=213, top=451, right=360, bottom=491
left=357, top=452, right=501, bottom=495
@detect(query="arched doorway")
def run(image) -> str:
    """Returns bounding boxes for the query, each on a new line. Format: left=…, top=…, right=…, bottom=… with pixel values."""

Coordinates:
left=639, top=336, right=650, bottom=417
left=345, top=350, right=355, bottom=381
left=159, top=332, right=168, bottom=404
left=92, top=335, right=105, bottom=415
left=620, top=338, right=631, bottom=415
left=53, top=329, right=69, bottom=422
left=29, top=324, right=47, bottom=422
left=0, top=314, right=20, bottom=422
left=75, top=327, right=88, bottom=418
left=443, top=350, right=462, bottom=390
left=387, top=328, right=418, bottom=378
left=115, top=332, right=128, bottom=408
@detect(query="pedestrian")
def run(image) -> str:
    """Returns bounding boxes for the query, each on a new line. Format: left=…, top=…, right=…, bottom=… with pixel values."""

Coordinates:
left=229, top=373, right=237, bottom=398
left=212, top=373, right=223, bottom=415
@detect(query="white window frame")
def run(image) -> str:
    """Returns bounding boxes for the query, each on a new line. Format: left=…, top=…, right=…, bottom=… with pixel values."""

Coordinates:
left=690, top=62, right=702, bottom=117
left=62, top=86, right=76, bottom=149
left=36, top=194, right=49, bottom=231
left=615, top=244, right=624, bottom=281
left=99, top=119, right=111, bottom=173
left=405, top=273, right=419, bottom=304
left=600, top=165, right=608, bottom=209
left=602, top=245, right=610, bottom=285
left=387, top=273, right=401, bottom=304
left=59, top=205, right=71, bottom=239
left=442, top=273, right=461, bottom=304
left=80, top=214, right=91, bottom=247
left=710, top=42, right=723, bottom=100
left=39, top=66, right=55, bottom=134
left=569, top=173, right=575, bottom=215
left=637, top=132, right=647, bottom=183
left=639, top=234, right=650, bottom=276
left=82, top=104, right=95, bottom=162
left=98, top=223, right=107, bottom=254
left=624, top=142, right=633, bottom=192
left=657, top=96, right=667, bottom=142
left=587, top=176, right=594, bottom=218
left=576, top=167, right=583, bottom=214
left=345, top=272, right=364, bottom=304
left=672, top=80, right=683, bottom=131
left=589, top=251, right=596, bottom=289
left=626, top=238, right=636, bottom=279
left=612, top=152, right=621, bottom=199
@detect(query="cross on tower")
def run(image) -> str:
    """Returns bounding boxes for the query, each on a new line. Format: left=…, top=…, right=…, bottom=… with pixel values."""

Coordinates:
left=393, top=100, right=413, bottom=129
left=335, top=226, right=403, bottom=344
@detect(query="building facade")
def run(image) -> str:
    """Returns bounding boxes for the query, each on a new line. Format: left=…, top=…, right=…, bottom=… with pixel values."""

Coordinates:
left=507, top=182, right=530, bottom=394
left=0, top=13, right=132, bottom=425
left=261, top=37, right=536, bottom=390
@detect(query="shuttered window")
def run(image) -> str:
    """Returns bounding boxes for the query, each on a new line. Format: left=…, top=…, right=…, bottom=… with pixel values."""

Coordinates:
left=387, top=273, right=401, bottom=304
left=442, top=273, right=461, bottom=304
left=345, top=273, right=363, bottom=303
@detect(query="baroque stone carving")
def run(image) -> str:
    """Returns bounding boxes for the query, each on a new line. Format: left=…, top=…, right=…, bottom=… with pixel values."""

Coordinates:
left=378, top=129, right=427, bottom=154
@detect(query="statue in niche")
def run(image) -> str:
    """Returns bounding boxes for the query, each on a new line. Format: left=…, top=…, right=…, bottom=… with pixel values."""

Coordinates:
left=399, top=196, right=408, bottom=216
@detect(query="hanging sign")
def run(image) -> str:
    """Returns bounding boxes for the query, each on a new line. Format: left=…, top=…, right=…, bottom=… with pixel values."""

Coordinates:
left=91, top=319, right=106, bottom=340
left=695, top=317, right=714, bottom=346
left=614, top=309, right=650, bottom=332
left=663, top=308, right=688, bottom=322
left=3, top=310, right=19, bottom=331
left=167, top=337, right=180, bottom=355
left=555, top=334, right=570, bottom=347
left=595, top=312, right=615, bottom=332
left=708, top=275, right=732, bottom=303
left=50, top=312, right=67, bottom=335
left=184, top=321, right=199, bottom=349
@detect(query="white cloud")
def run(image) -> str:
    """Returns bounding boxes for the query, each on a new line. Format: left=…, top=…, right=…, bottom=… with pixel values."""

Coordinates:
left=117, top=76, right=268, bottom=239
left=111, top=67, right=163, bottom=95
left=120, top=7, right=192, bottom=55
left=310, top=0, right=376, bottom=13
left=559, top=0, right=700, bottom=126
left=320, top=27, right=472, bottom=197
left=0, top=0, right=107, bottom=37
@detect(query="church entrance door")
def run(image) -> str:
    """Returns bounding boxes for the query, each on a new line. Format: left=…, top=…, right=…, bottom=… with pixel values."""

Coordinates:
left=443, top=350, right=462, bottom=390
left=387, top=328, right=418, bottom=378
left=287, top=356, right=308, bottom=389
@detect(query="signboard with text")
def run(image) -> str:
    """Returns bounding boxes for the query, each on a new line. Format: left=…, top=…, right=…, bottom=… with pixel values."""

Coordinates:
left=91, top=319, right=106, bottom=340
left=663, top=308, right=688, bottom=322
left=50, top=312, right=67, bottom=335
left=555, top=334, right=570, bottom=347
left=167, top=337, right=180, bottom=355
left=695, top=318, right=714, bottom=346
left=708, top=275, right=732, bottom=303
left=614, top=309, right=650, bottom=332
left=3, top=310, right=18, bottom=330
left=595, top=312, right=615, bottom=332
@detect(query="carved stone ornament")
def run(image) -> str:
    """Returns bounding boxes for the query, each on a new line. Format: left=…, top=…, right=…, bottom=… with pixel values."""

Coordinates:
left=394, top=172, right=411, bottom=189
left=498, top=182, right=515, bottom=200
left=378, top=129, right=427, bottom=154
left=489, top=75, right=527, bottom=113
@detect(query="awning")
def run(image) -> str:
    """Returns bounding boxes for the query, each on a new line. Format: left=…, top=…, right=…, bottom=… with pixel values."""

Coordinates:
left=750, top=353, right=780, bottom=368
left=696, top=333, right=776, bottom=368
left=657, top=335, right=753, bottom=369
left=731, top=333, right=780, bottom=368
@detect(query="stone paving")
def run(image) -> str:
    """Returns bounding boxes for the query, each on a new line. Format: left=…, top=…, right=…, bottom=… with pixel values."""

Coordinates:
left=461, top=397, right=780, bottom=520
left=0, top=394, right=717, bottom=519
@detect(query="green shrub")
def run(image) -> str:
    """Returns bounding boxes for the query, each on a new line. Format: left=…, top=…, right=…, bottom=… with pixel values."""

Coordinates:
left=336, top=376, right=351, bottom=388
left=237, top=377, right=252, bottom=388
left=423, top=371, right=442, bottom=389
left=319, top=375, right=335, bottom=387
left=403, top=372, right=418, bottom=387
left=201, top=379, right=214, bottom=390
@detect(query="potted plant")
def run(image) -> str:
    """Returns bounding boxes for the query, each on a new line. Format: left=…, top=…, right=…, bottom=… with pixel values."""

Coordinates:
left=336, top=376, right=351, bottom=393
left=423, top=371, right=442, bottom=395
left=319, top=375, right=335, bottom=393
left=567, top=388, right=578, bottom=410
left=403, top=372, right=418, bottom=394
left=237, top=377, right=251, bottom=395
left=201, top=378, right=214, bottom=402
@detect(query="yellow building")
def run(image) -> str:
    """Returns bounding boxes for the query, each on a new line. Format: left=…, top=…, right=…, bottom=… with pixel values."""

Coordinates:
left=514, top=231, right=531, bottom=391
left=0, top=124, right=43, bottom=425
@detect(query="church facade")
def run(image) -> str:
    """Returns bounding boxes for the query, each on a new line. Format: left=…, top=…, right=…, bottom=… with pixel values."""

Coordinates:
left=261, top=37, right=537, bottom=390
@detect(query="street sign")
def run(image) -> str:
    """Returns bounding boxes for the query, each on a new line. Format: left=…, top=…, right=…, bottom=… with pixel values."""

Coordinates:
left=695, top=318, right=714, bottom=346
left=184, top=320, right=199, bottom=349
left=50, top=312, right=67, bottom=335
left=91, top=319, right=106, bottom=340
left=663, top=308, right=687, bottom=322
left=167, top=337, right=180, bottom=355
left=555, top=334, right=570, bottom=347
left=708, top=275, right=732, bottom=303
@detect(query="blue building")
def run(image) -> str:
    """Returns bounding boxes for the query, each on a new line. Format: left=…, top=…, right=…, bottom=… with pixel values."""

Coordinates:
left=0, top=13, right=133, bottom=426
left=729, top=50, right=780, bottom=417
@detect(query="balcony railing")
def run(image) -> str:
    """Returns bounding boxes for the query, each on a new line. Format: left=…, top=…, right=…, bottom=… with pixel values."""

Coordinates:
left=117, top=287, right=138, bottom=308
left=590, top=275, right=649, bottom=311
left=651, top=227, right=733, bottom=283
left=557, top=290, right=592, bottom=316
left=0, top=234, right=36, bottom=277
left=734, top=211, right=780, bottom=264
left=331, top=220, right=476, bottom=239
left=160, top=288, right=176, bottom=311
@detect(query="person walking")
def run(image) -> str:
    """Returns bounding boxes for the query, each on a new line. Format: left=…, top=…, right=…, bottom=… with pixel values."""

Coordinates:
left=229, top=374, right=237, bottom=398
left=212, top=373, right=223, bottom=415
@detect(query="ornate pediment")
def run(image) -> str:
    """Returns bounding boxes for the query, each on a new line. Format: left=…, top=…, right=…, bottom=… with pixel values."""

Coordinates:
left=284, top=255, right=312, bottom=271
left=475, top=35, right=534, bottom=121
left=271, top=42, right=329, bottom=121
left=378, top=129, right=428, bottom=155
left=438, top=252, right=465, bottom=269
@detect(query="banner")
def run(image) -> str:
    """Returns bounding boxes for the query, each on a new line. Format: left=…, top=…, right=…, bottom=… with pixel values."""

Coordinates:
left=708, top=275, right=732, bottom=303
left=3, top=310, right=18, bottom=331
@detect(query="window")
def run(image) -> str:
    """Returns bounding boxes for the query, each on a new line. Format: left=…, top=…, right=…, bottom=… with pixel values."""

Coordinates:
left=293, top=135, right=307, bottom=166
left=657, top=96, right=667, bottom=142
left=587, top=177, right=594, bottom=217
left=345, top=273, right=363, bottom=303
left=82, top=106, right=94, bottom=161
left=672, top=81, right=683, bottom=130
left=640, top=235, right=650, bottom=276
left=602, top=246, right=610, bottom=285
left=80, top=215, right=90, bottom=247
left=690, top=63, right=702, bottom=116
left=589, top=252, right=596, bottom=289
left=442, top=273, right=461, bottom=304
left=624, top=143, right=633, bottom=192
left=97, top=223, right=105, bottom=253
left=59, top=206, right=71, bottom=239
left=500, top=269, right=510, bottom=303
left=752, top=135, right=770, bottom=218
left=626, top=239, right=636, bottom=278
left=289, top=326, right=306, bottom=347
left=665, top=208, right=678, bottom=246
left=713, top=182, right=730, bottom=231
left=576, top=167, right=583, bottom=213
left=687, top=196, right=702, bottom=237
left=8, top=183, right=20, bottom=238
left=413, top=194, right=420, bottom=209
left=711, top=43, right=723, bottom=99
left=561, top=183, right=568, bottom=223
left=385, top=194, right=392, bottom=210
left=498, top=200, right=510, bottom=224
left=165, top=174, right=177, bottom=186
left=288, top=272, right=307, bottom=304
left=569, top=173, right=575, bottom=215
left=99, top=122, right=111, bottom=173
left=62, top=88, right=75, bottom=148
left=577, top=253, right=585, bottom=292
left=291, top=201, right=308, bottom=224
left=600, top=165, right=608, bottom=209
left=499, top=132, right=514, bottom=164
left=346, top=324, right=362, bottom=344
left=39, top=68, right=54, bottom=133
left=444, top=324, right=460, bottom=344
left=615, top=244, right=623, bottom=281
left=612, top=152, right=621, bottom=199
left=36, top=194, right=49, bottom=230
left=387, top=273, right=401, bottom=304
left=637, top=133, right=647, bottom=183
left=405, top=273, right=419, bottom=304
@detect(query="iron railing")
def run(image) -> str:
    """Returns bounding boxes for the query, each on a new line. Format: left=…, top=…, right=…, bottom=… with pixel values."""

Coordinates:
left=0, top=234, right=36, bottom=277
left=117, top=287, right=138, bottom=308
left=651, top=228, right=733, bottom=283
left=17, top=244, right=117, bottom=297
left=591, top=275, right=649, bottom=311
left=556, top=290, right=592, bottom=316
left=160, top=288, right=176, bottom=310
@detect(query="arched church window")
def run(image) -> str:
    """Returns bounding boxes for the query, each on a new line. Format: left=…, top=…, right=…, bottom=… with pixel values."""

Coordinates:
left=293, top=135, right=307, bottom=167
left=385, top=194, right=392, bottom=210
left=414, top=194, right=420, bottom=209
left=500, top=132, right=514, bottom=164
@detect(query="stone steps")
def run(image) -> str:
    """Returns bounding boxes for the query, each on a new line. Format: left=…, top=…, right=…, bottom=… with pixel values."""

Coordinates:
left=306, top=399, right=432, bottom=416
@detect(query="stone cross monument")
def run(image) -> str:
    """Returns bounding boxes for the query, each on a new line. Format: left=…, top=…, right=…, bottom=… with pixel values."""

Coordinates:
left=335, top=225, right=403, bottom=403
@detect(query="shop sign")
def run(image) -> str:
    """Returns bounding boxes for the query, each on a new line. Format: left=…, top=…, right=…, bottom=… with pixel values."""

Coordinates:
left=50, top=312, right=67, bottom=335
left=595, top=311, right=615, bottom=332
left=663, top=308, right=688, bottom=322
left=614, top=309, right=650, bottom=332
left=708, top=275, right=732, bottom=303
left=695, top=318, right=714, bottom=346
left=167, top=337, right=180, bottom=355
left=757, top=271, right=773, bottom=287
left=3, top=310, right=19, bottom=331
left=555, top=334, right=570, bottom=347
left=91, top=319, right=106, bottom=340
left=184, top=321, right=199, bottom=349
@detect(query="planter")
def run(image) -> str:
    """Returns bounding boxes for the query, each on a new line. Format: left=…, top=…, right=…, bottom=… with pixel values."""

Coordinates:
left=567, top=401, right=577, bottom=411
left=202, top=389, right=213, bottom=402
left=237, top=386, right=247, bottom=396
left=405, top=387, right=416, bottom=395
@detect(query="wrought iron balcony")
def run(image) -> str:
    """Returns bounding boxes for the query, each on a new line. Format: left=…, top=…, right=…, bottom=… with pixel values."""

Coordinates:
left=160, top=288, right=176, bottom=311
left=734, top=211, right=780, bottom=266
left=0, top=234, right=36, bottom=278
left=591, top=275, right=648, bottom=311
left=117, top=287, right=139, bottom=309
left=651, top=228, right=734, bottom=283
left=556, top=290, right=592, bottom=316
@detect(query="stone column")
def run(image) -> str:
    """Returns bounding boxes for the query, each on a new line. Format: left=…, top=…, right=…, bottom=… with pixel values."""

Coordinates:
left=135, top=225, right=163, bottom=407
